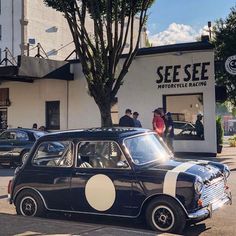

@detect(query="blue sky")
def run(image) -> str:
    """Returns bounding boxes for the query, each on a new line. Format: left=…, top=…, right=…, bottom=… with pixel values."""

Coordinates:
left=147, top=0, right=236, bottom=45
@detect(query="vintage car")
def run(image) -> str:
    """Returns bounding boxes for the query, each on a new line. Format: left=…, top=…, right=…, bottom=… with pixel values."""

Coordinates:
left=0, top=128, right=46, bottom=167
left=8, top=128, right=232, bottom=233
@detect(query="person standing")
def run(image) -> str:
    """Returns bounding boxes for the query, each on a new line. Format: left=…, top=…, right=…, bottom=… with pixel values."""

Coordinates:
left=32, top=123, right=38, bottom=129
left=158, top=107, right=167, bottom=140
left=133, top=112, right=142, bottom=128
left=195, top=114, right=204, bottom=139
left=165, top=112, right=174, bottom=151
left=119, top=109, right=135, bottom=127
left=152, top=109, right=165, bottom=137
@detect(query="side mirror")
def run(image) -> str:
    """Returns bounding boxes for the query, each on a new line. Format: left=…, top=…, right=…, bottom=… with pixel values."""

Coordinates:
left=116, top=161, right=129, bottom=168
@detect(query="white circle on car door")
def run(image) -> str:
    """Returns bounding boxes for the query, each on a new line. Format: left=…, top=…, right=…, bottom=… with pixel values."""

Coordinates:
left=85, top=174, right=116, bottom=211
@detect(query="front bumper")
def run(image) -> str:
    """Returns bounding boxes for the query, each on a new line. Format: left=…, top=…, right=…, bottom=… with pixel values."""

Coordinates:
left=188, top=191, right=232, bottom=220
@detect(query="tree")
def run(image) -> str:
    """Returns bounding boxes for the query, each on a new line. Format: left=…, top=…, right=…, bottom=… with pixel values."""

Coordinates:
left=43, top=0, right=154, bottom=127
left=213, top=6, right=236, bottom=106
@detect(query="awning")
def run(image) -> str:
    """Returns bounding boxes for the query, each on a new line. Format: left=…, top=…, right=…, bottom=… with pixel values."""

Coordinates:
left=0, top=56, right=74, bottom=83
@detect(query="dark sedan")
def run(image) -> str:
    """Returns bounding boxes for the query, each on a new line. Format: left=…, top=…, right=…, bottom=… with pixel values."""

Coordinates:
left=0, top=128, right=46, bottom=167
left=8, top=128, right=231, bottom=234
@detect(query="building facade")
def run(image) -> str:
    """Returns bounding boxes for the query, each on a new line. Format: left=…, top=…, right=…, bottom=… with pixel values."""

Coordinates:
left=0, top=0, right=147, bottom=62
left=0, top=41, right=217, bottom=155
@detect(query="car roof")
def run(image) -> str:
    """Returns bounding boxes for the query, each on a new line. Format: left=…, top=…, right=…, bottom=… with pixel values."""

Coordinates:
left=1, top=128, right=46, bottom=134
left=38, top=127, right=152, bottom=141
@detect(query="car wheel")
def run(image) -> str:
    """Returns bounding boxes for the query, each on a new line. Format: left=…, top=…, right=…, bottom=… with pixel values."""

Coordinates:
left=145, top=197, right=186, bottom=234
left=15, top=190, right=46, bottom=217
left=20, top=150, right=29, bottom=165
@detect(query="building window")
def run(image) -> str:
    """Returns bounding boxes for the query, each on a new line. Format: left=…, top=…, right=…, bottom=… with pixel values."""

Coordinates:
left=164, top=93, right=204, bottom=140
left=0, top=88, right=10, bottom=106
left=46, top=101, right=60, bottom=130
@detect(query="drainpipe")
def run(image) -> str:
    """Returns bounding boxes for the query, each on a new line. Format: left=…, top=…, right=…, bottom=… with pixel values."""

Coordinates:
left=20, top=0, right=28, bottom=56
left=11, top=0, right=14, bottom=56
left=66, top=80, right=69, bottom=129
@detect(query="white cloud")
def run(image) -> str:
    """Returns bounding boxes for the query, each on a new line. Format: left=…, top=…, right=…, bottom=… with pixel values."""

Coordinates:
left=148, top=23, right=206, bottom=46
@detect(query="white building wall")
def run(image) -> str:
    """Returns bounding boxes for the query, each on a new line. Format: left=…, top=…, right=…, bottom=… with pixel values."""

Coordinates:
left=0, top=79, right=68, bottom=129
left=0, top=0, right=146, bottom=62
left=68, top=63, right=100, bottom=129
left=117, top=50, right=216, bottom=153
left=26, top=0, right=74, bottom=60
left=69, top=49, right=216, bottom=154
left=0, top=0, right=22, bottom=59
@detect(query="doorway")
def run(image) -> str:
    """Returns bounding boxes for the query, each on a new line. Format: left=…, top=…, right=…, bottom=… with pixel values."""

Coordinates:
left=46, top=101, right=60, bottom=130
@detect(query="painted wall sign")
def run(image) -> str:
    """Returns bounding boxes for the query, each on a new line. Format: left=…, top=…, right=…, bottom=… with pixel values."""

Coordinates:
left=156, top=62, right=210, bottom=89
left=225, top=55, right=236, bottom=75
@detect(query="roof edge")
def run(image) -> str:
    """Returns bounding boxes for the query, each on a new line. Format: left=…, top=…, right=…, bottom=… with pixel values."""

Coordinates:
left=69, top=41, right=214, bottom=64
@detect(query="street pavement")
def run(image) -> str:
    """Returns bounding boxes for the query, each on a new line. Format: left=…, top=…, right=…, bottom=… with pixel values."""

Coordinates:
left=0, top=146, right=236, bottom=236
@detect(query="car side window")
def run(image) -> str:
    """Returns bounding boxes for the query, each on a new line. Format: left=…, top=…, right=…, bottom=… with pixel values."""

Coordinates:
left=0, top=131, right=16, bottom=140
left=32, top=141, right=73, bottom=167
left=16, top=131, right=29, bottom=141
left=77, top=141, right=129, bottom=169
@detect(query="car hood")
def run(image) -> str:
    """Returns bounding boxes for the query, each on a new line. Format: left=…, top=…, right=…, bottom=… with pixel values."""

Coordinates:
left=143, top=158, right=224, bottom=183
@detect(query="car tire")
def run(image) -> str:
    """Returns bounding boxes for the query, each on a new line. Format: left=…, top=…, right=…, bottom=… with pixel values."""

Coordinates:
left=145, top=197, right=186, bottom=234
left=15, top=190, right=46, bottom=217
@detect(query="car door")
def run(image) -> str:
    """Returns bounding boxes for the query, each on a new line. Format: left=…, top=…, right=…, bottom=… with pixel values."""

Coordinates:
left=0, top=131, right=16, bottom=159
left=70, top=140, right=140, bottom=217
left=30, top=140, right=74, bottom=210
left=11, top=131, right=33, bottom=157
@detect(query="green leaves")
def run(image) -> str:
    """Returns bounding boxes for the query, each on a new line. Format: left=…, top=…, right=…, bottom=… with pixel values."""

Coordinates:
left=213, top=5, right=236, bottom=105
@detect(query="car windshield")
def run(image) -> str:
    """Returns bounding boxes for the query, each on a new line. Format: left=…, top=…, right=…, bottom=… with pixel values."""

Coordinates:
left=124, top=133, right=171, bottom=165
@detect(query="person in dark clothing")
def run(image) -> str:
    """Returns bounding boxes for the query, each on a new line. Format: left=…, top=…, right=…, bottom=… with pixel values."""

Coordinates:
left=133, top=112, right=142, bottom=128
left=32, top=123, right=38, bottom=129
left=165, top=112, right=174, bottom=151
left=195, top=114, right=204, bottom=139
left=119, top=109, right=135, bottom=127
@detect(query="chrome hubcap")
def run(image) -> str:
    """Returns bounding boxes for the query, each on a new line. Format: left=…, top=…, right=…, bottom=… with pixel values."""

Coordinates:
left=152, top=205, right=174, bottom=231
left=20, top=196, right=37, bottom=216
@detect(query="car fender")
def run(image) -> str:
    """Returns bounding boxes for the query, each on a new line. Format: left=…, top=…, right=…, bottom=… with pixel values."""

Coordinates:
left=13, top=186, right=47, bottom=209
left=139, top=193, right=189, bottom=218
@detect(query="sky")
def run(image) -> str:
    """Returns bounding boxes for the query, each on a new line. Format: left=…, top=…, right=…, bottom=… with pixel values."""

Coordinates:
left=147, top=0, right=236, bottom=46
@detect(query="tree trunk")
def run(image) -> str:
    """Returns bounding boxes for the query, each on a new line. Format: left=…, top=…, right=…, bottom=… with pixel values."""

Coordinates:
left=98, top=102, right=113, bottom=127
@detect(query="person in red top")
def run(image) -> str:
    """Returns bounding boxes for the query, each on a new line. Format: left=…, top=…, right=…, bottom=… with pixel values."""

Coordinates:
left=152, top=109, right=165, bottom=137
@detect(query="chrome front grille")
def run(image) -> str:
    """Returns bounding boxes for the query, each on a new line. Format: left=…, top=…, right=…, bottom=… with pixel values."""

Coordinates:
left=201, top=178, right=225, bottom=207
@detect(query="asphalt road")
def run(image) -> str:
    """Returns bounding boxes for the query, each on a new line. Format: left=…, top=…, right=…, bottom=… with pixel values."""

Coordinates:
left=0, top=150, right=236, bottom=236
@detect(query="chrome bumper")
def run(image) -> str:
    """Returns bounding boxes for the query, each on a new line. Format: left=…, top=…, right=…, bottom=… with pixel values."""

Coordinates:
left=188, top=191, right=232, bottom=220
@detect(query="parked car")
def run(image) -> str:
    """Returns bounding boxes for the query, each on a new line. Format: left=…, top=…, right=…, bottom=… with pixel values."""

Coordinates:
left=173, top=121, right=199, bottom=140
left=0, top=128, right=46, bottom=167
left=8, top=128, right=232, bottom=233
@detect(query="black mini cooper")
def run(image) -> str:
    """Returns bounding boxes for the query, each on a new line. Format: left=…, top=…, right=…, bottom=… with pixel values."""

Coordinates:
left=8, top=128, right=232, bottom=234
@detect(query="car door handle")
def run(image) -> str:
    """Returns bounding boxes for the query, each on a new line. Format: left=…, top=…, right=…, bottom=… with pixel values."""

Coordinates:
left=74, top=172, right=89, bottom=176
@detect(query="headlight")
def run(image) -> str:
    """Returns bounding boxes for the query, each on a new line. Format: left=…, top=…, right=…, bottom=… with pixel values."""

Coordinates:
left=223, top=165, right=230, bottom=178
left=194, top=177, right=204, bottom=194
